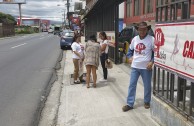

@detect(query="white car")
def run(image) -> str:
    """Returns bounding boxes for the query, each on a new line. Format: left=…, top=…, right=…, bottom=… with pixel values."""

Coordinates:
left=48, top=28, right=53, bottom=34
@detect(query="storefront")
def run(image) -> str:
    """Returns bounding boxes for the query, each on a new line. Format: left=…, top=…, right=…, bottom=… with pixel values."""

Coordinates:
left=83, top=0, right=124, bottom=64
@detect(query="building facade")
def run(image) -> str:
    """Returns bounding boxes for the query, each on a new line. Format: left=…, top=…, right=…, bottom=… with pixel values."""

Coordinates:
left=124, top=0, right=194, bottom=30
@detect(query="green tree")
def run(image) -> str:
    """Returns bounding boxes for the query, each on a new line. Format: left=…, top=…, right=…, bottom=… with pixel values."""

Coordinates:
left=0, top=12, right=16, bottom=24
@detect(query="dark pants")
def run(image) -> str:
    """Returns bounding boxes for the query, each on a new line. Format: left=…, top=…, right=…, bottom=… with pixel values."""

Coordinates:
left=100, top=53, right=108, bottom=79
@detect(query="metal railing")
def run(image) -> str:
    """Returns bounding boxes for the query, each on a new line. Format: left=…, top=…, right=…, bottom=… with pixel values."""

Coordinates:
left=153, top=65, right=194, bottom=121
left=154, top=0, right=194, bottom=122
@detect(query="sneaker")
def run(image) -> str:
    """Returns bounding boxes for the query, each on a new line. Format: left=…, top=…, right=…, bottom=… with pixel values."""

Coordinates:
left=144, top=103, right=150, bottom=109
left=122, top=105, right=133, bottom=112
left=99, top=78, right=107, bottom=82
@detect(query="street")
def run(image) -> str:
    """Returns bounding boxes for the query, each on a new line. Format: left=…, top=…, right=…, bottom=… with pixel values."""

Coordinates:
left=0, top=33, right=62, bottom=126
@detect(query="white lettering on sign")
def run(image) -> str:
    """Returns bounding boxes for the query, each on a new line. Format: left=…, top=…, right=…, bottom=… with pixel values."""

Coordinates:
left=140, top=13, right=155, bottom=19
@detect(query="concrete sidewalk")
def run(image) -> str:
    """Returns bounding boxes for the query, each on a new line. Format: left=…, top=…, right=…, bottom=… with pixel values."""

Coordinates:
left=56, top=50, right=159, bottom=126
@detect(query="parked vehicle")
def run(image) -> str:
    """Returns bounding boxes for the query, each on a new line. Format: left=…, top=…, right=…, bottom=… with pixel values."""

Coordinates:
left=53, top=26, right=61, bottom=35
left=48, top=28, right=53, bottom=34
left=118, top=25, right=154, bottom=44
left=59, top=29, right=73, bottom=36
left=60, top=31, right=74, bottom=50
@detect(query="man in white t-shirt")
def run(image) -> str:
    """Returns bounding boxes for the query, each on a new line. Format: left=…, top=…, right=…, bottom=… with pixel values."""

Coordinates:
left=122, top=22, right=154, bottom=112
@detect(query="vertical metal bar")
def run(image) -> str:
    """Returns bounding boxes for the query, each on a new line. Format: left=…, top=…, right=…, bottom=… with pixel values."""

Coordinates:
left=157, top=68, right=160, bottom=93
left=153, top=66, right=157, bottom=94
left=182, top=79, right=186, bottom=111
left=167, top=72, right=170, bottom=99
left=156, top=0, right=158, bottom=22
left=188, top=0, right=191, bottom=19
left=189, top=82, right=194, bottom=116
left=173, top=2, right=175, bottom=20
left=156, top=8, right=158, bottom=22
left=174, top=3, right=177, bottom=20
left=170, top=73, right=175, bottom=102
left=162, top=70, right=165, bottom=96
left=114, top=1, right=119, bottom=64
left=177, top=77, right=183, bottom=107
left=164, top=4, right=168, bottom=21
left=160, top=7, right=163, bottom=21
left=170, top=4, right=172, bottom=21
left=181, top=2, right=184, bottom=19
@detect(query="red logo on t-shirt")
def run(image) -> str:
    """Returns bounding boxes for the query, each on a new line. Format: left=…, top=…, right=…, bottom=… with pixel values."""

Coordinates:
left=135, top=43, right=146, bottom=54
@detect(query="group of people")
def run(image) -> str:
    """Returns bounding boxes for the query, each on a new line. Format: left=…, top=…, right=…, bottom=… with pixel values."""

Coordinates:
left=71, top=31, right=109, bottom=88
left=71, top=21, right=154, bottom=112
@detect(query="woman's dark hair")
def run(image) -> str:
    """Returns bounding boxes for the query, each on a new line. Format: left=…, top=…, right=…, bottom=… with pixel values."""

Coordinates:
left=89, top=35, right=97, bottom=42
left=99, top=31, right=107, bottom=40
left=73, top=34, right=81, bottom=42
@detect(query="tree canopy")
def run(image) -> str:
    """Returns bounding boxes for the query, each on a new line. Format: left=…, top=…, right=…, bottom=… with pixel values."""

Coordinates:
left=0, top=12, right=16, bottom=24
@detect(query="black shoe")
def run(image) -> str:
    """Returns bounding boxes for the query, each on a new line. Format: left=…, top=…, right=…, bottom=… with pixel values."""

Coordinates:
left=144, top=103, right=150, bottom=109
left=122, top=105, right=133, bottom=112
left=80, top=79, right=86, bottom=83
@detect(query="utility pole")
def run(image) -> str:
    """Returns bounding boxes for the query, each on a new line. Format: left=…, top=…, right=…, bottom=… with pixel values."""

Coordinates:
left=63, top=9, right=66, bottom=29
left=67, top=0, right=71, bottom=29
left=18, top=3, right=22, bottom=26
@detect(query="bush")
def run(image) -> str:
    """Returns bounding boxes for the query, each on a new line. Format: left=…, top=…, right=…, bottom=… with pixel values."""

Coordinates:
left=15, top=26, right=38, bottom=34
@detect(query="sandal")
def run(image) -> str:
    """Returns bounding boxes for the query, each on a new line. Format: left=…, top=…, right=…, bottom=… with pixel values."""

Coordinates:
left=93, top=84, right=96, bottom=88
left=74, top=80, right=80, bottom=84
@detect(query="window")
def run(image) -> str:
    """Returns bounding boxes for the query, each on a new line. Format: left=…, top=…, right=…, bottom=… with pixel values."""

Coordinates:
left=126, top=0, right=133, bottom=17
left=134, top=0, right=141, bottom=16
left=157, top=0, right=163, bottom=6
left=156, top=0, right=190, bottom=22
left=144, top=0, right=153, bottom=14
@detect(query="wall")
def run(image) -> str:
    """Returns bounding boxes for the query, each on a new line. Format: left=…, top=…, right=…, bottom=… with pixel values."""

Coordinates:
left=151, top=97, right=194, bottom=126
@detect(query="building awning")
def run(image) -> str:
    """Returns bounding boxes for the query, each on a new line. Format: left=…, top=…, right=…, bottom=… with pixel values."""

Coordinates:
left=82, top=0, right=124, bottom=20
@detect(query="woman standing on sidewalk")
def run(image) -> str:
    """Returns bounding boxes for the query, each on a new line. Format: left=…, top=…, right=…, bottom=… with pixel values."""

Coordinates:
left=71, top=34, right=85, bottom=84
left=85, top=35, right=101, bottom=88
left=99, top=31, right=109, bottom=82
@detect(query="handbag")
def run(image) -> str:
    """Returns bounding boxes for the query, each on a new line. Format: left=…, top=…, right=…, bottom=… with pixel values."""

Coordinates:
left=105, top=59, right=113, bottom=69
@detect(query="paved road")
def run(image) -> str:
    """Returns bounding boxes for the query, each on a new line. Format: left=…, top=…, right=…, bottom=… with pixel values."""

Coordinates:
left=0, top=33, right=62, bottom=126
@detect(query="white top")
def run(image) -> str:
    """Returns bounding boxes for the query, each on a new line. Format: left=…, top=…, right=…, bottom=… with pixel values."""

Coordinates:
left=79, top=43, right=84, bottom=59
left=100, top=39, right=109, bottom=54
left=130, top=35, right=154, bottom=69
left=71, top=42, right=82, bottom=59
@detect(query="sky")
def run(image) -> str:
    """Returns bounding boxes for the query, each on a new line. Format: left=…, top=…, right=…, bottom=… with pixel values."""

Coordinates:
left=0, top=0, right=83, bottom=22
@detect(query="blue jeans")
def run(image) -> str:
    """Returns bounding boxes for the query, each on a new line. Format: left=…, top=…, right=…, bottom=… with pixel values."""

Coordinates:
left=127, top=68, right=152, bottom=107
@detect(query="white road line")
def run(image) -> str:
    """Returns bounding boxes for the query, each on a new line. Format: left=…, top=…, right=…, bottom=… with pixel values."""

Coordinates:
left=11, top=43, right=27, bottom=49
